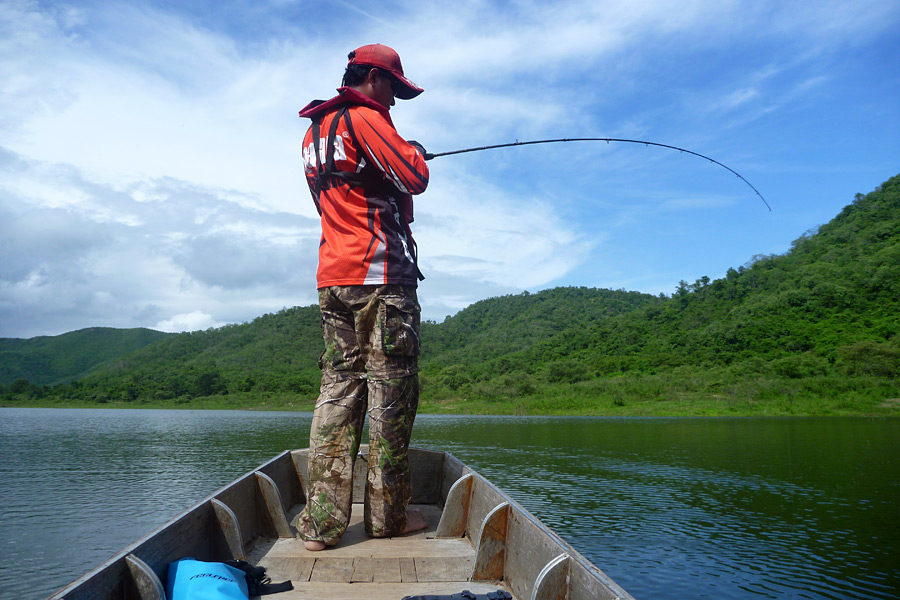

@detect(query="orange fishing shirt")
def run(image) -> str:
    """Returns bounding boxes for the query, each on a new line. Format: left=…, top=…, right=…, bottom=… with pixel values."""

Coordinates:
left=299, top=88, right=429, bottom=289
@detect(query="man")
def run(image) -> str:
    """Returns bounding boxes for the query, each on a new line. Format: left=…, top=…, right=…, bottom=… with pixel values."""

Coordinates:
left=296, top=44, right=430, bottom=551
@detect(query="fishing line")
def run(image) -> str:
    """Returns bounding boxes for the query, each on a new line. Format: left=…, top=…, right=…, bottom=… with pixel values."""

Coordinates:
left=424, top=138, right=771, bottom=211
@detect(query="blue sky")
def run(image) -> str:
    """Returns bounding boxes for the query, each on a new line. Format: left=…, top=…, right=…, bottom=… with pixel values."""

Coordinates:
left=1, top=0, right=899, bottom=338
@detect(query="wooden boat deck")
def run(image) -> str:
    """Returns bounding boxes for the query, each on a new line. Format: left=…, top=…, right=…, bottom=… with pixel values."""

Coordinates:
left=248, top=504, right=506, bottom=599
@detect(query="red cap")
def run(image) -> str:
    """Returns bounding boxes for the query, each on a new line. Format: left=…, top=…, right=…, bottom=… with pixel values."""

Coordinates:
left=348, top=44, right=423, bottom=100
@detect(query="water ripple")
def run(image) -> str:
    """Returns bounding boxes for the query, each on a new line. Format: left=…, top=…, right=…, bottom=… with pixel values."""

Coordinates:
left=2, top=410, right=898, bottom=600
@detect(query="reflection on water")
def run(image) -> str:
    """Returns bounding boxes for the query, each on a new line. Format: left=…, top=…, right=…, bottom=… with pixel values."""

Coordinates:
left=1, top=409, right=897, bottom=600
left=424, top=417, right=900, bottom=600
left=0, top=409, right=308, bottom=600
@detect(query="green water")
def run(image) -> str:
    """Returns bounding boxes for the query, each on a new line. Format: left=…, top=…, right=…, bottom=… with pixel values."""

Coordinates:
left=1, top=408, right=897, bottom=600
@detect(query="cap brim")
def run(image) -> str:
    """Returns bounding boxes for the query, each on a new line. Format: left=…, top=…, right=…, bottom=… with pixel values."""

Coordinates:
left=393, top=74, right=423, bottom=100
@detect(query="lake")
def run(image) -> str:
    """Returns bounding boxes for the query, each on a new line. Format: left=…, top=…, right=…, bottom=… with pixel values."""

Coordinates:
left=0, top=408, right=897, bottom=600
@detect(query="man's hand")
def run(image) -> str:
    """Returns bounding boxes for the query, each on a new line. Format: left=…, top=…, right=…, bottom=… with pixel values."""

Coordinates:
left=407, top=140, right=428, bottom=158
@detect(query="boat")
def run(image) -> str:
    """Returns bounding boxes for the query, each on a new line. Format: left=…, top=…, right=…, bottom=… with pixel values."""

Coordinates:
left=47, top=447, right=635, bottom=600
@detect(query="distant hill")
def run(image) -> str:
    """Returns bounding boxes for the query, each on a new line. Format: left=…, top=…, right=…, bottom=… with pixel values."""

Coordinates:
left=2, top=173, right=898, bottom=414
left=0, top=327, right=172, bottom=385
left=420, top=286, right=663, bottom=386
left=423, top=287, right=662, bottom=363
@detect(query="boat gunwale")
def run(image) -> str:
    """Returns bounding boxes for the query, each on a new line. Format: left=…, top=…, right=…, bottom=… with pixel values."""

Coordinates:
left=458, top=467, right=632, bottom=600
left=47, top=447, right=635, bottom=600
left=47, top=449, right=298, bottom=599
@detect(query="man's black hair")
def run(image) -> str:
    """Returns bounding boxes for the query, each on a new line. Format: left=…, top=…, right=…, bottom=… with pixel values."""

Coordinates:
left=342, top=62, right=371, bottom=87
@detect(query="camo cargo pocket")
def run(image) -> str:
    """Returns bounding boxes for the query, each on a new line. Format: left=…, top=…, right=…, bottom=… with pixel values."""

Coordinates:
left=379, top=294, right=420, bottom=357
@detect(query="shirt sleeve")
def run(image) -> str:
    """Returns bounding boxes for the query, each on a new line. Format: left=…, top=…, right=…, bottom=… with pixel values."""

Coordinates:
left=348, top=107, right=430, bottom=195
left=301, top=125, right=323, bottom=214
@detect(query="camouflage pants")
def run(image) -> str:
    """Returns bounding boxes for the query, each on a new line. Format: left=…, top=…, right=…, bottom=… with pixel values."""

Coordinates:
left=297, top=284, right=420, bottom=545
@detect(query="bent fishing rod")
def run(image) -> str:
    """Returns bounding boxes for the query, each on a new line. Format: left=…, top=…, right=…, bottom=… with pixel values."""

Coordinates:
left=423, top=138, right=771, bottom=211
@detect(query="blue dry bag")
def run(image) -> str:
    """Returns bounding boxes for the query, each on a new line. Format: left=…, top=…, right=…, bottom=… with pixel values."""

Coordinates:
left=166, top=558, right=250, bottom=600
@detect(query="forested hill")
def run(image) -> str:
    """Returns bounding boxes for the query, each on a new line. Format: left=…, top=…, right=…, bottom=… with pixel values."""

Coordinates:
left=421, top=287, right=662, bottom=367
left=0, top=328, right=171, bottom=385
left=69, top=306, right=325, bottom=401
left=470, top=174, right=900, bottom=375
left=417, top=174, right=899, bottom=402
left=2, top=173, right=898, bottom=414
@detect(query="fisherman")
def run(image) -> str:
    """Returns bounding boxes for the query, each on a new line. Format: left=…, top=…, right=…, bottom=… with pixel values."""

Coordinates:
left=296, top=43, right=430, bottom=551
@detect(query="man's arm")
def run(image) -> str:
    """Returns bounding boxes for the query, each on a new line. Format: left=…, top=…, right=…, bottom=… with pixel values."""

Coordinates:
left=349, top=107, right=429, bottom=195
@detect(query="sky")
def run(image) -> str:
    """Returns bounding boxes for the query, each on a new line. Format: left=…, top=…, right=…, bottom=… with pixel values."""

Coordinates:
left=1, top=0, right=899, bottom=339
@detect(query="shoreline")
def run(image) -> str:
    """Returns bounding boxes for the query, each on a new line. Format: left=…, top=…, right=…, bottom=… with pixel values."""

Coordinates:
left=4, top=396, right=898, bottom=417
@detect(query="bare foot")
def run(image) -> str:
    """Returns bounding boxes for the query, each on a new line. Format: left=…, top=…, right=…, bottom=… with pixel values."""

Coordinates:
left=304, top=540, right=326, bottom=551
left=402, top=508, right=428, bottom=534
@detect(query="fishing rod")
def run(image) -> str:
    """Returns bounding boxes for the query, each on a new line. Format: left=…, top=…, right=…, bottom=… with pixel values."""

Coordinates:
left=424, top=138, right=771, bottom=211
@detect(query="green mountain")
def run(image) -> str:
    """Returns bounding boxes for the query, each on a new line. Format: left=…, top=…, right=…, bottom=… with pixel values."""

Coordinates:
left=0, top=327, right=171, bottom=385
left=2, top=173, right=898, bottom=415
left=419, top=287, right=663, bottom=393
left=64, top=306, right=324, bottom=403
left=416, top=174, right=899, bottom=407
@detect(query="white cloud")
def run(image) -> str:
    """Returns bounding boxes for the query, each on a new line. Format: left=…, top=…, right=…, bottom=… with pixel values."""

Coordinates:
left=2, top=0, right=314, bottom=215
left=155, top=311, right=221, bottom=333
left=1, top=0, right=898, bottom=339
left=416, top=169, right=594, bottom=288
left=0, top=146, right=321, bottom=338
